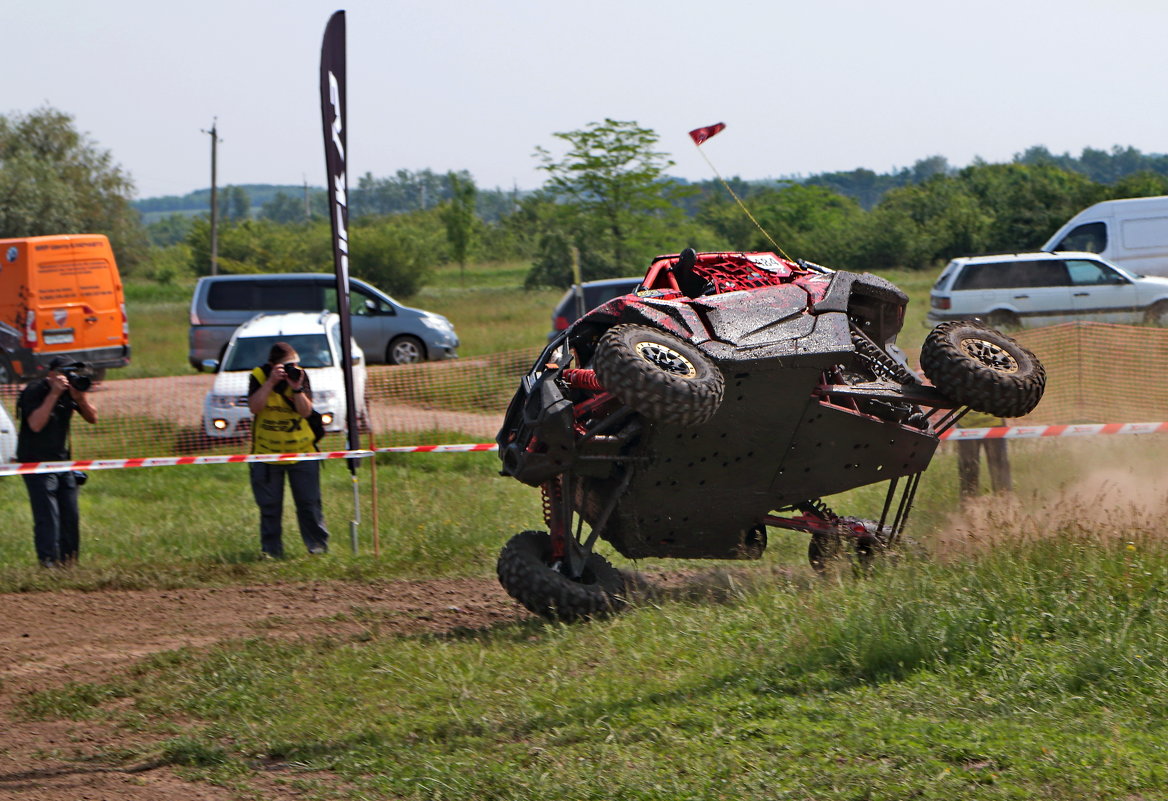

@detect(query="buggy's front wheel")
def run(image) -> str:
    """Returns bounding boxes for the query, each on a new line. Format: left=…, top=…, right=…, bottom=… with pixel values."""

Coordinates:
left=592, top=324, right=724, bottom=427
left=497, top=531, right=627, bottom=621
left=920, top=321, right=1046, bottom=418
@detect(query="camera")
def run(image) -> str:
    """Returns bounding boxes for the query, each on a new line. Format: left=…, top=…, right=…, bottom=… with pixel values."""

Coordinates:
left=283, top=363, right=303, bottom=382
left=60, top=364, right=93, bottom=392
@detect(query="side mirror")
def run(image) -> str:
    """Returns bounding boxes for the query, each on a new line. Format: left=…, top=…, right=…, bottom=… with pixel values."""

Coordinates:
left=351, top=354, right=361, bottom=365
left=364, top=298, right=378, bottom=313
left=202, top=359, right=220, bottom=372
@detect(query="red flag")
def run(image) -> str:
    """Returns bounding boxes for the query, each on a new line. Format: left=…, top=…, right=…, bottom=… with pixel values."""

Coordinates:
left=688, top=122, right=726, bottom=145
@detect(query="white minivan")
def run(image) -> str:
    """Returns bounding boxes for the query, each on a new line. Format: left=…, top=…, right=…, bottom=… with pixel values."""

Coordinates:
left=927, top=251, right=1168, bottom=329
left=1043, top=196, right=1168, bottom=277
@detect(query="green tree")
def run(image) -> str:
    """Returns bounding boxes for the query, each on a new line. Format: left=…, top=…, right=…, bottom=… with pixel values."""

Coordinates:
left=0, top=106, right=148, bottom=271
left=260, top=190, right=310, bottom=224
left=185, top=218, right=331, bottom=275
left=439, top=171, right=478, bottom=281
left=218, top=185, right=251, bottom=221
left=350, top=216, right=438, bottom=297
left=528, top=119, right=691, bottom=286
left=146, top=212, right=195, bottom=247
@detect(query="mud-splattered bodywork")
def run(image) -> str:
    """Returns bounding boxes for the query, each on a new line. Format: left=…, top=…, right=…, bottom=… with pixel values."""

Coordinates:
left=499, top=252, right=942, bottom=560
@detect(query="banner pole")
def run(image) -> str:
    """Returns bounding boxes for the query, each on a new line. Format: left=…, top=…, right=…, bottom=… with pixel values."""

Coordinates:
left=320, top=9, right=362, bottom=553
left=369, top=426, right=380, bottom=557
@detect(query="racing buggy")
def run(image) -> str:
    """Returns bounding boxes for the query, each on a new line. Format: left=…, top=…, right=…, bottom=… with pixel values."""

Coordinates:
left=497, top=249, right=1046, bottom=619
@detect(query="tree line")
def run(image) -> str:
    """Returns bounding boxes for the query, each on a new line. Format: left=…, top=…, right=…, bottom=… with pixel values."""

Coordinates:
left=6, top=106, right=1168, bottom=296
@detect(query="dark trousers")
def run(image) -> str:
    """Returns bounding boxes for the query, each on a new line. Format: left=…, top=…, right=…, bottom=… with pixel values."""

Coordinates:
left=958, top=439, right=1013, bottom=498
left=23, top=471, right=80, bottom=565
left=248, top=460, right=330, bottom=556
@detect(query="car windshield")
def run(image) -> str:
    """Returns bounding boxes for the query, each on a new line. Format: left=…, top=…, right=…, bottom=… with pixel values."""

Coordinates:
left=223, top=334, right=334, bottom=372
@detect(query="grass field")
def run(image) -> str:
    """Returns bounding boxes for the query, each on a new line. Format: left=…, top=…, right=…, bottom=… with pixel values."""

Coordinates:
left=12, top=437, right=1168, bottom=799
left=10, top=257, right=1168, bottom=799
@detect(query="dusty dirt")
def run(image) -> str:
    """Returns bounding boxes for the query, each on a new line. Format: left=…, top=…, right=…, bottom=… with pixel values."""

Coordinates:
left=0, top=577, right=535, bottom=800
left=91, top=374, right=503, bottom=440
left=0, top=569, right=741, bottom=801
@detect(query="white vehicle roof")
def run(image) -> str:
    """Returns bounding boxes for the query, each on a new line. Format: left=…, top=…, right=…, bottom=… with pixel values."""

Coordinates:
left=949, top=251, right=1109, bottom=266
left=231, top=311, right=339, bottom=339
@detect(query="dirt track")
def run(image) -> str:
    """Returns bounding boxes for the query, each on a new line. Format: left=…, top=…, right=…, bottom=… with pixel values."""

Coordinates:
left=0, top=568, right=739, bottom=801
left=0, top=577, right=533, bottom=800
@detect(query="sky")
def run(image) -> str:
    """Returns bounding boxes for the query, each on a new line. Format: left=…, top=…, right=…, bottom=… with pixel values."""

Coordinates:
left=6, top=0, right=1168, bottom=200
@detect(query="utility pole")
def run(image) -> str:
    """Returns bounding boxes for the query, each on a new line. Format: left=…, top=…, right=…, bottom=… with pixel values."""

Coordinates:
left=303, top=175, right=311, bottom=220
left=202, top=120, right=221, bottom=275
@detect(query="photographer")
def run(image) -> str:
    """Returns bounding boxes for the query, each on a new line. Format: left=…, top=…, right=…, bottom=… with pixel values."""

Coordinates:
left=17, top=357, right=98, bottom=568
left=247, top=342, right=330, bottom=558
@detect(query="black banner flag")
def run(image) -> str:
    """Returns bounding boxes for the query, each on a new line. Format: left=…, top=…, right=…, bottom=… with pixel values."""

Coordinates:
left=319, top=11, right=359, bottom=457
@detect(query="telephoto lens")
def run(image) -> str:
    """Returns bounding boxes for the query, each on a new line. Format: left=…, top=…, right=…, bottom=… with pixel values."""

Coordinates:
left=284, top=363, right=302, bottom=381
left=62, top=365, right=93, bottom=392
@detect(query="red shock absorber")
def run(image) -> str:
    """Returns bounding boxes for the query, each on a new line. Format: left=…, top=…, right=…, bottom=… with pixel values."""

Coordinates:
left=541, top=478, right=567, bottom=560
left=562, top=368, right=604, bottom=392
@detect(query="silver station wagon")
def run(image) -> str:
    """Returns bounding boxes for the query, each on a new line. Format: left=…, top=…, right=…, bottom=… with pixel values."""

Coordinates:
left=927, top=251, right=1168, bottom=329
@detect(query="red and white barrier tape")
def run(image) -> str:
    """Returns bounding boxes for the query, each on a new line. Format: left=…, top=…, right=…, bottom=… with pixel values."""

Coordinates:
left=0, top=450, right=373, bottom=477
left=375, top=443, right=498, bottom=454
left=2, top=423, right=1165, bottom=476
left=939, top=422, right=1168, bottom=440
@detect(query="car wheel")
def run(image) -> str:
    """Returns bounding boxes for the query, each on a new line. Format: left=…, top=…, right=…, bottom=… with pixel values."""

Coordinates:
left=984, top=310, right=1021, bottom=330
left=592, top=324, right=725, bottom=427
left=386, top=335, right=425, bottom=365
left=497, top=530, right=627, bottom=621
left=1144, top=301, right=1168, bottom=326
left=920, top=320, right=1046, bottom=419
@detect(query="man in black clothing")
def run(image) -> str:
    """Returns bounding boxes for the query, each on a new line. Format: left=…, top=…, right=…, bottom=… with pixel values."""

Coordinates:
left=17, top=357, right=98, bottom=567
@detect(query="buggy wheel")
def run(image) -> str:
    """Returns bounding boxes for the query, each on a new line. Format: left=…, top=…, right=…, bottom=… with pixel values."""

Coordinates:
left=808, top=530, right=843, bottom=573
left=592, top=324, right=724, bottom=427
left=497, top=531, right=627, bottom=621
left=920, top=321, right=1046, bottom=418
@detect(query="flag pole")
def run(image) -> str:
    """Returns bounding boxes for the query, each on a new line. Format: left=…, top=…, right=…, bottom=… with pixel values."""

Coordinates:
left=320, top=10, right=362, bottom=553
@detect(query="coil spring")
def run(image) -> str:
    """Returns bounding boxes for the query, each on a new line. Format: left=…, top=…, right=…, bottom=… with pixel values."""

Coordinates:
left=540, top=479, right=561, bottom=530
left=798, top=498, right=839, bottom=523
left=850, top=327, right=915, bottom=384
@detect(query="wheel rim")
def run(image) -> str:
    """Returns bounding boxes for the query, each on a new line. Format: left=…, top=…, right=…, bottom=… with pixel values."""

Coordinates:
left=958, top=337, right=1019, bottom=374
left=392, top=340, right=421, bottom=363
left=634, top=341, right=696, bottom=377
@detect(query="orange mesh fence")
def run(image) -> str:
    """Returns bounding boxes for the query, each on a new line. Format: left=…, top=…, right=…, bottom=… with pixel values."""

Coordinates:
left=1010, top=322, right=1168, bottom=424
left=0, top=347, right=540, bottom=460
left=2, top=322, right=1164, bottom=461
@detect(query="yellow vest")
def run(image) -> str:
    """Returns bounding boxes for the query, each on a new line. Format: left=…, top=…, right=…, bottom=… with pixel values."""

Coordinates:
left=250, top=367, right=316, bottom=454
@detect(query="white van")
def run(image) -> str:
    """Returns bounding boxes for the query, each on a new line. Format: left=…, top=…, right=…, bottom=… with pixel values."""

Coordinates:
left=1043, top=196, right=1168, bottom=277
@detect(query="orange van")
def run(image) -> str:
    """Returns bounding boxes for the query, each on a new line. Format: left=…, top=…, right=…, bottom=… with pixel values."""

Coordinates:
left=0, top=234, right=130, bottom=383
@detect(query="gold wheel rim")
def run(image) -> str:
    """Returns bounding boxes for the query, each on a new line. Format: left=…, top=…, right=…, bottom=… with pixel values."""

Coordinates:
left=634, top=341, right=697, bottom=378
left=959, top=337, right=1019, bottom=374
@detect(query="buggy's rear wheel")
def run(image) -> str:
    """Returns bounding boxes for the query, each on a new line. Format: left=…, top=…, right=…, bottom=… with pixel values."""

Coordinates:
left=808, top=530, right=843, bottom=573
left=497, top=531, right=627, bottom=621
left=592, top=324, right=724, bottom=427
left=920, top=321, right=1046, bottom=418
